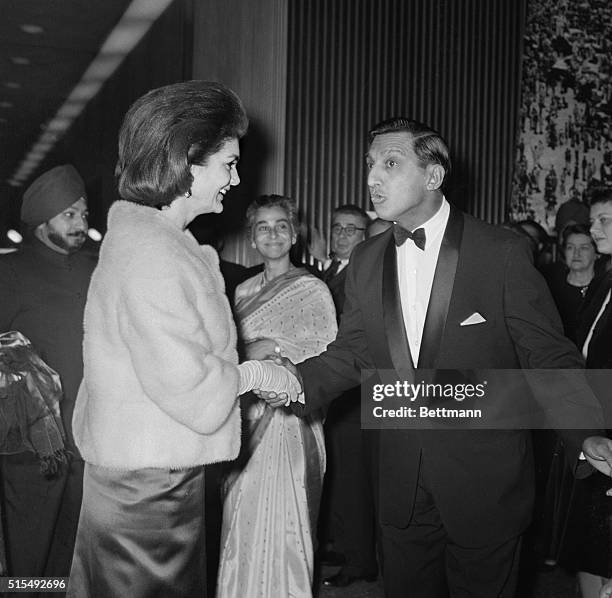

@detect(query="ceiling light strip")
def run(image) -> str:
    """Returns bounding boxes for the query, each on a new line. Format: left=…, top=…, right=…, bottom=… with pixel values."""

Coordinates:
left=7, top=0, right=174, bottom=187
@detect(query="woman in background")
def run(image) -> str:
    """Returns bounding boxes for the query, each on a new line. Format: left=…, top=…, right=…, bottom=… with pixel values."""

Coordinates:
left=559, top=187, right=612, bottom=598
left=67, top=82, right=300, bottom=598
left=547, top=223, right=599, bottom=344
left=537, top=224, right=600, bottom=572
left=217, top=195, right=337, bottom=598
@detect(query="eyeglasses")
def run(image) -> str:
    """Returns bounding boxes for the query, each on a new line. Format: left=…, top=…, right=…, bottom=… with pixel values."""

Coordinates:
left=331, top=224, right=366, bottom=237
left=254, top=222, right=292, bottom=235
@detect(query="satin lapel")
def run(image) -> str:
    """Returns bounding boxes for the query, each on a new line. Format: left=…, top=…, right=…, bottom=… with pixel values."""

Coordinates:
left=417, top=207, right=464, bottom=369
left=382, top=237, right=415, bottom=376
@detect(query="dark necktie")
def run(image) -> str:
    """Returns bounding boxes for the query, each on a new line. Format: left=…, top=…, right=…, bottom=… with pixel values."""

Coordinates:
left=393, top=224, right=426, bottom=250
left=323, top=259, right=341, bottom=282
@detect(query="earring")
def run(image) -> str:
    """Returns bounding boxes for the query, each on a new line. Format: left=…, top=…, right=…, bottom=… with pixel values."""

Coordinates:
left=251, top=242, right=256, bottom=249
left=185, top=189, right=192, bottom=198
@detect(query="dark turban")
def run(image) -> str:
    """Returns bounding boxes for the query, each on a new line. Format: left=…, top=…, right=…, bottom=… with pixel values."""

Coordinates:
left=21, top=165, right=87, bottom=227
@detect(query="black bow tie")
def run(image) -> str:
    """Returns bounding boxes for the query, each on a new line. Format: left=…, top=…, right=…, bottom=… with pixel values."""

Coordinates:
left=393, top=224, right=426, bottom=250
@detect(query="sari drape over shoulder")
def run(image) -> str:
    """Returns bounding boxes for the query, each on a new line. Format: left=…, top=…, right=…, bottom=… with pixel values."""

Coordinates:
left=217, top=268, right=337, bottom=598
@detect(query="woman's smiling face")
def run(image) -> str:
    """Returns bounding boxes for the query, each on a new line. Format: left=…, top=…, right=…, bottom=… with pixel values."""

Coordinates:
left=189, top=138, right=240, bottom=216
left=252, top=205, right=296, bottom=260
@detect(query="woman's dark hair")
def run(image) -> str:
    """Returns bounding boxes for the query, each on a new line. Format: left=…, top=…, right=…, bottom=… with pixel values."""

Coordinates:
left=561, top=223, right=596, bottom=250
left=245, top=194, right=298, bottom=238
left=116, top=80, right=248, bottom=207
left=589, top=186, right=612, bottom=208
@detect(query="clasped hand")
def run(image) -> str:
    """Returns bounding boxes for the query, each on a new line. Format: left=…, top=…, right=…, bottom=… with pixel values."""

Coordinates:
left=253, top=354, right=303, bottom=408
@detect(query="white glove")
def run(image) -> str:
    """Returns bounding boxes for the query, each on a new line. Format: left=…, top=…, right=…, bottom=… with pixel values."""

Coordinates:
left=238, top=360, right=304, bottom=404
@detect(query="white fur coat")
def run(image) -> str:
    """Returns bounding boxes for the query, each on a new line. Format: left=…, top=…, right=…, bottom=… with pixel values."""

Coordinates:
left=73, top=201, right=240, bottom=469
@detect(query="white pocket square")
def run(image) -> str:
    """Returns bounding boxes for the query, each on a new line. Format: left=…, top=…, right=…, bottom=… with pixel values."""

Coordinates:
left=460, top=312, right=486, bottom=326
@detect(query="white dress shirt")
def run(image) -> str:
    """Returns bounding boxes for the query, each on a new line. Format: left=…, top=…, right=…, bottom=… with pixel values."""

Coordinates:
left=396, top=198, right=451, bottom=365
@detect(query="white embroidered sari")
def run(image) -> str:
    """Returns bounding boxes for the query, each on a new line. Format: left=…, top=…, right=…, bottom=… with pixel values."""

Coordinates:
left=216, top=268, right=337, bottom=598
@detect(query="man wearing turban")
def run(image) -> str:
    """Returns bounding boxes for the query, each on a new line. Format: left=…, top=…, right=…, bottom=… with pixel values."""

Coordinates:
left=0, top=164, right=96, bottom=584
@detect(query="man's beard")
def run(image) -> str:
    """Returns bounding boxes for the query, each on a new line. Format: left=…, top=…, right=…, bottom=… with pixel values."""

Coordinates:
left=47, top=229, right=86, bottom=253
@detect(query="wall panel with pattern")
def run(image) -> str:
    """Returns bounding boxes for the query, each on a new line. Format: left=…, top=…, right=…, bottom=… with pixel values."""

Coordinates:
left=284, top=0, right=527, bottom=256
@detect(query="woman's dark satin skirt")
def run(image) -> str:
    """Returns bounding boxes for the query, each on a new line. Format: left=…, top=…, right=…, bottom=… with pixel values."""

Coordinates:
left=67, top=464, right=206, bottom=598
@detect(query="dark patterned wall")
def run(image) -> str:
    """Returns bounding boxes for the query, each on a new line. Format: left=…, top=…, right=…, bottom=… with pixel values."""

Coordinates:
left=285, top=0, right=526, bottom=244
left=511, top=0, right=612, bottom=233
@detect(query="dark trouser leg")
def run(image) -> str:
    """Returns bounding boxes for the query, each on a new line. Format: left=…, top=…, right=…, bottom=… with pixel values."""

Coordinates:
left=332, top=418, right=377, bottom=576
left=43, top=460, right=84, bottom=578
left=1, top=452, right=68, bottom=578
left=380, top=474, right=521, bottom=598
left=380, top=478, right=449, bottom=598
left=445, top=535, right=521, bottom=598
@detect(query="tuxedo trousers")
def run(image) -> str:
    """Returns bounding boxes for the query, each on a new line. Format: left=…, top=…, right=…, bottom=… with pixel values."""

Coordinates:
left=67, top=463, right=206, bottom=598
left=380, top=463, right=521, bottom=598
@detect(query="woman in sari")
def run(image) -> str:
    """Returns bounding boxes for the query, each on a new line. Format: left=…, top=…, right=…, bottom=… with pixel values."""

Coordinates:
left=217, top=194, right=337, bottom=598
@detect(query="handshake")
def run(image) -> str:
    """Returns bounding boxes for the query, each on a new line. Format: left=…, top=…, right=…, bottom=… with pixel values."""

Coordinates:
left=238, top=352, right=304, bottom=407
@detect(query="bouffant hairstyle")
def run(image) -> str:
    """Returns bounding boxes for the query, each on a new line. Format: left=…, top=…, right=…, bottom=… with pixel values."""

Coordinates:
left=245, top=194, right=299, bottom=238
left=368, top=117, right=451, bottom=185
left=116, top=80, right=248, bottom=207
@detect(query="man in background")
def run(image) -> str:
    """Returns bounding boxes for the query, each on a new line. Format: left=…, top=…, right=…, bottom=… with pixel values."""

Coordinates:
left=319, top=205, right=378, bottom=588
left=0, top=165, right=96, bottom=583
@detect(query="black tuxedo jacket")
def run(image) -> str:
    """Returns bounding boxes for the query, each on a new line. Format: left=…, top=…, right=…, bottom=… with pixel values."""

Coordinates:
left=296, top=207, right=602, bottom=546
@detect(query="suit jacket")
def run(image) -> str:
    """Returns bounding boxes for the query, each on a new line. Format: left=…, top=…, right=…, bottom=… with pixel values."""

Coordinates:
left=296, top=207, right=602, bottom=547
left=326, top=265, right=347, bottom=320
left=0, top=237, right=96, bottom=452
left=324, top=265, right=363, bottom=423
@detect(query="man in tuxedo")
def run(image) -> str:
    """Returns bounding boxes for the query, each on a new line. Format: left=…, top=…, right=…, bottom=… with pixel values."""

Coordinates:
left=319, top=205, right=378, bottom=587
left=258, top=117, right=612, bottom=597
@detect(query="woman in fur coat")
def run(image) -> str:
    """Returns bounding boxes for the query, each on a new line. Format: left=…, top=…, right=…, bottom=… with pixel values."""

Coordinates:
left=67, top=81, right=300, bottom=598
